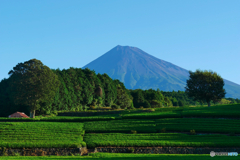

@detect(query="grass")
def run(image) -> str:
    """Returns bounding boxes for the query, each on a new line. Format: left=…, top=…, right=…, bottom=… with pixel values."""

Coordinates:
left=84, top=132, right=240, bottom=148
left=0, top=153, right=238, bottom=160
left=0, top=122, right=86, bottom=148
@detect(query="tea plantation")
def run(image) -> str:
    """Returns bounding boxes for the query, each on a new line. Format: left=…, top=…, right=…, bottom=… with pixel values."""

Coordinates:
left=0, top=104, right=239, bottom=159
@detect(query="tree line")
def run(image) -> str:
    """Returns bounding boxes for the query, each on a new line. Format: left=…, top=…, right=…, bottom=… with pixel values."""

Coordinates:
left=0, top=59, right=239, bottom=117
left=0, top=59, right=172, bottom=117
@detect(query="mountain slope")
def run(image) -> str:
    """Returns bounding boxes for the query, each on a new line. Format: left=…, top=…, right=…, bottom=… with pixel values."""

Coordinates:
left=82, top=45, right=240, bottom=99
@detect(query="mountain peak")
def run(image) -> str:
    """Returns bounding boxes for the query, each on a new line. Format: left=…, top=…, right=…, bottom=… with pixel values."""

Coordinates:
left=116, top=45, right=137, bottom=49
left=82, top=46, right=240, bottom=99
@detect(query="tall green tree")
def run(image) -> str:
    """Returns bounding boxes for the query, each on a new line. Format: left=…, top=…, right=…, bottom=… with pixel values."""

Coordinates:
left=0, top=78, right=30, bottom=117
left=185, top=69, right=226, bottom=107
left=82, top=79, right=94, bottom=106
left=171, top=97, right=179, bottom=106
left=163, top=97, right=173, bottom=107
left=7, top=59, right=60, bottom=118
left=99, top=73, right=117, bottom=107
left=131, top=89, right=145, bottom=108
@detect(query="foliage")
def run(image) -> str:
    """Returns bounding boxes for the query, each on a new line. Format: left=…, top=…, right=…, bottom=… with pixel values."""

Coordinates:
left=178, top=100, right=185, bottom=107
left=111, top=104, right=120, bottom=110
left=217, top=98, right=231, bottom=105
left=129, top=89, right=166, bottom=108
left=171, top=97, right=179, bottom=106
left=115, top=84, right=132, bottom=109
left=6, top=59, right=60, bottom=118
left=161, top=90, right=203, bottom=106
left=84, top=132, right=240, bottom=148
left=225, top=98, right=240, bottom=104
left=143, top=100, right=151, bottom=108
left=84, top=110, right=240, bottom=134
left=163, top=97, right=173, bottom=107
left=0, top=78, right=30, bottom=117
left=84, top=119, right=157, bottom=133
left=0, top=65, right=133, bottom=116
left=1, top=60, right=239, bottom=118
left=149, top=100, right=163, bottom=108
left=122, top=104, right=240, bottom=119
left=40, top=116, right=117, bottom=122
left=185, top=69, right=226, bottom=107
left=0, top=122, right=85, bottom=148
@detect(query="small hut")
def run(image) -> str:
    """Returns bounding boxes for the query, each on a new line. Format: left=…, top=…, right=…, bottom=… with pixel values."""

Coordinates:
left=9, top=112, right=29, bottom=118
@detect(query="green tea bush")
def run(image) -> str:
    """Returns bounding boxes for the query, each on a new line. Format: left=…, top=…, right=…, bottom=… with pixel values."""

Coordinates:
left=84, top=132, right=240, bottom=148
left=40, top=116, right=117, bottom=122
left=84, top=119, right=157, bottom=133
left=84, top=117, right=240, bottom=134
left=0, top=122, right=86, bottom=148
left=156, top=118, right=240, bottom=134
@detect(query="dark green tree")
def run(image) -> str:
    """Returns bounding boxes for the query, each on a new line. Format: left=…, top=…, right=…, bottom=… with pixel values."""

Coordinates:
left=161, top=90, right=196, bottom=106
left=178, top=100, right=185, bottom=107
left=131, top=89, right=145, bottom=108
left=172, top=97, right=179, bottom=106
left=143, top=100, right=151, bottom=108
left=163, top=97, right=173, bottom=107
left=82, top=79, right=94, bottom=107
left=115, top=84, right=132, bottom=109
left=185, top=69, right=226, bottom=107
left=0, top=78, right=30, bottom=117
left=99, top=73, right=117, bottom=107
left=7, top=59, right=60, bottom=118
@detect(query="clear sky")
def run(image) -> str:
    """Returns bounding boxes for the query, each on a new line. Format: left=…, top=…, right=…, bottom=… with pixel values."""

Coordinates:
left=1, top=0, right=239, bottom=85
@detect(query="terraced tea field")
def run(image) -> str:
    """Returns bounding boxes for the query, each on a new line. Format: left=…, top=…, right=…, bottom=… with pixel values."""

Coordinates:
left=0, top=104, right=239, bottom=158
left=84, top=118, right=240, bottom=134
left=121, top=104, right=240, bottom=119
left=0, top=116, right=119, bottom=122
left=85, top=132, right=240, bottom=148
left=0, top=122, right=86, bottom=148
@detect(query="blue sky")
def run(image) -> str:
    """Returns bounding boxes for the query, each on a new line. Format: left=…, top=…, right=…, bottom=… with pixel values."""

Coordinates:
left=1, top=0, right=239, bottom=85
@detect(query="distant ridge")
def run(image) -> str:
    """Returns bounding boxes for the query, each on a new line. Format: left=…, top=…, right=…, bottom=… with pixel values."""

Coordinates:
left=82, top=45, right=240, bottom=99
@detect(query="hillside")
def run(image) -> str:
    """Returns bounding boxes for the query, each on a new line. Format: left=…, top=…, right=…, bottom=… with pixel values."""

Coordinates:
left=0, top=104, right=240, bottom=157
left=83, top=45, right=240, bottom=99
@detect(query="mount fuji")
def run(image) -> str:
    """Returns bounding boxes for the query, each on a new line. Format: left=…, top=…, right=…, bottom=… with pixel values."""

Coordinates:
left=82, top=45, right=240, bottom=99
